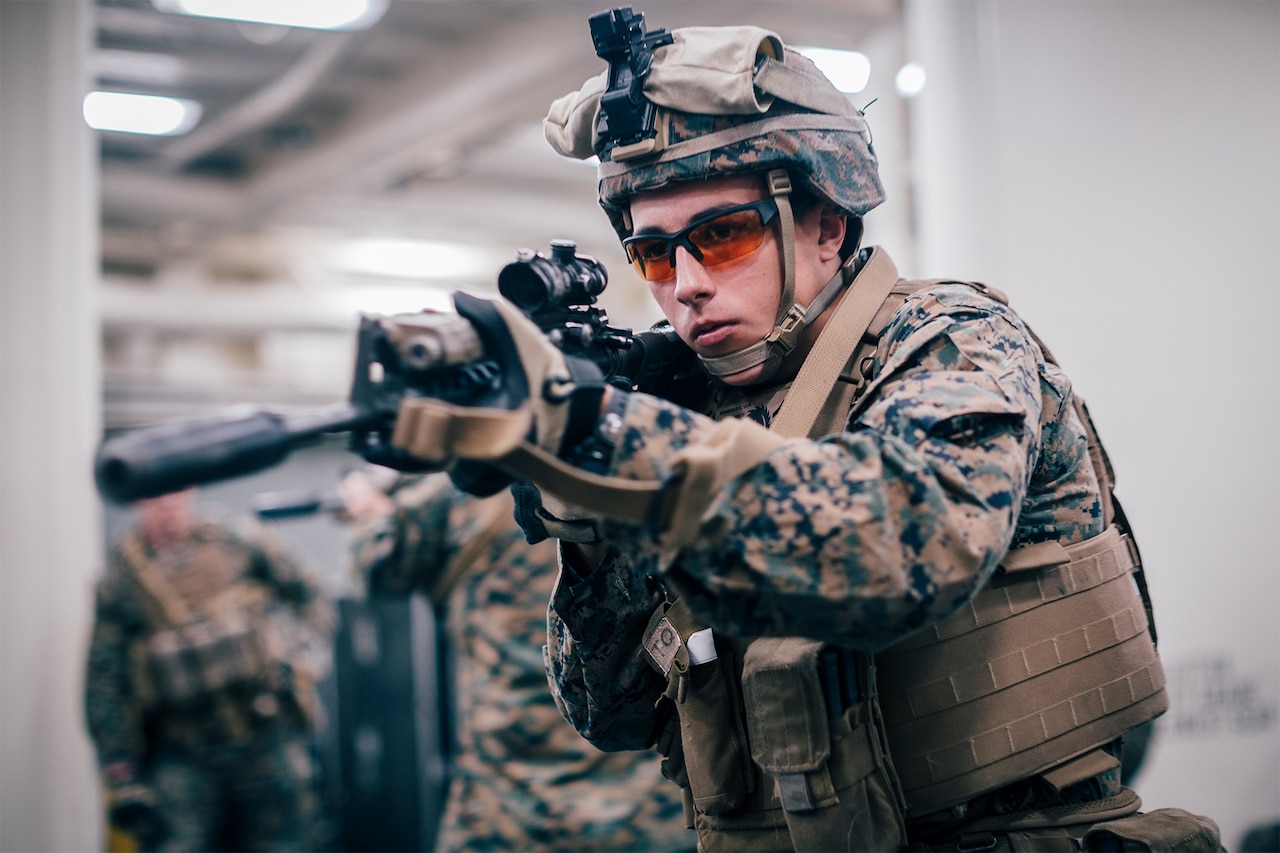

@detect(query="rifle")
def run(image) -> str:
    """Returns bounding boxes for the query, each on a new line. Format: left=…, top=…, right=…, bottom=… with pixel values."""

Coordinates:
left=94, top=240, right=697, bottom=504
left=250, top=489, right=347, bottom=521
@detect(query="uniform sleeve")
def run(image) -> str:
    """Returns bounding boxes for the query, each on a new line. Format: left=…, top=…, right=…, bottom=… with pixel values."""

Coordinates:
left=83, top=566, right=145, bottom=767
left=546, top=545, right=669, bottom=751
left=552, top=286, right=1044, bottom=665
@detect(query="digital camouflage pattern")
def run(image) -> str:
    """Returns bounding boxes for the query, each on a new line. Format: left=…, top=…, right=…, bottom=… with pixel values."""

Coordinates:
left=349, top=473, right=694, bottom=853
left=84, top=514, right=334, bottom=851
left=546, top=275, right=1105, bottom=752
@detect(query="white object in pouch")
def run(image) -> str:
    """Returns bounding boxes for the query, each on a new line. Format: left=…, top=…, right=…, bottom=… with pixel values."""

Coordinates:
left=686, top=628, right=718, bottom=664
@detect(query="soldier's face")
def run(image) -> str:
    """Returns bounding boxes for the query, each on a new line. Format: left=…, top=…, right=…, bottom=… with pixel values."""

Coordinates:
left=630, top=174, right=841, bottom=386
left=135, top=488, right=195, bottom=549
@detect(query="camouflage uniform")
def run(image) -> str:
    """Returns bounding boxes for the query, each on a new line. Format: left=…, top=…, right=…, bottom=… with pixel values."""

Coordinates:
left=348, top=473, right=694, bottom=853
left=372, top=18, right=1218, bottom=852
left=547, top=272, right=1107, bottom=740
left=84, top=512, right=334, bottom=852
left=524, top=18, right=1211, bottom=853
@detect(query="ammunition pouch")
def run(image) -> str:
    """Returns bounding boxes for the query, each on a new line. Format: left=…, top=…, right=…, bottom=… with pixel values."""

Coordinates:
left=906, top=796, right=1224, bottom=852
left=1082, top=808, right=1224, bottom=852
left=643, top=600, right=907, bottom=851
left=736, top=638, right=906, bottom=853
left=134, top=611, right=273, bottom=709
left=643, top=599, right=755, bottom=816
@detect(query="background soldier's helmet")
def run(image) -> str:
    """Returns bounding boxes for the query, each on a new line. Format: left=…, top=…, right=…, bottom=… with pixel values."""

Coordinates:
left=545, top=24, right=885, bottom=239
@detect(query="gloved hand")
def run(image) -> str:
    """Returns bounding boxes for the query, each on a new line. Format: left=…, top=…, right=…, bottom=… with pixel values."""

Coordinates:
left=453, top=291, right=606, bottom=455
left=394, top=292, right=607, bottom=496
left=103, top=761, right=167, bottom=848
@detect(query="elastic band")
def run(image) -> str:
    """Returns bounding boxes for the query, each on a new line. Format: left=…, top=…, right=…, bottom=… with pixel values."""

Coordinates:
left=599, top=114, right=868, bottom=177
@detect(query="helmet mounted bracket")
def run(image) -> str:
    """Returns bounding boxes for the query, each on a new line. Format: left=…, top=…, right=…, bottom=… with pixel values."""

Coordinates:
left=590, top=7, right=674, bottom=161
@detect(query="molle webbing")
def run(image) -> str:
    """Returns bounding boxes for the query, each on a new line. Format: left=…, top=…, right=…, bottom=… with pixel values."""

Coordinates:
left=876, top=526, right=1168, bottom=816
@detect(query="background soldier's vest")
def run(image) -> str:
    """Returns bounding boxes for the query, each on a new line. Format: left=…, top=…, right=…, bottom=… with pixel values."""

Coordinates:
left=122, top=526, right=281, bottom=713
left=648, top=249, right=1168, bottom=848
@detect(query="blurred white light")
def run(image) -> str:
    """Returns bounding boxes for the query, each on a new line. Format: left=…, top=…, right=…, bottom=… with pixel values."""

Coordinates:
left=797, top=46, right=871, bottom=94
left=895, top=63, right=928, bottom=98
left=329, top=238, right=494, bottom=281
left=321, top=285, right=455, bottom=318
left=151, top=0, right=387, bottom=31
left=83, top=91, right=203, bottom=136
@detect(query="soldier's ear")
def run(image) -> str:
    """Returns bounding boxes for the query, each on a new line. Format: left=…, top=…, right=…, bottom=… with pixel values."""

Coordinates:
left=816, top=205, right=847, bottom=262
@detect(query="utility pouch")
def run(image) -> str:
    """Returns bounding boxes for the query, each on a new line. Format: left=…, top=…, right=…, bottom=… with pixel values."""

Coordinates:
left=742, top=638, right=835, bottom=811
left=743, top=639, right=907, bottom=851
left=642, top=599, right=754, bottom=815
left=653, top=708, right=697, bottom=828
left=1082, top=808, right=1224, bottom=852
left=145, top=612, right=267, bottom=706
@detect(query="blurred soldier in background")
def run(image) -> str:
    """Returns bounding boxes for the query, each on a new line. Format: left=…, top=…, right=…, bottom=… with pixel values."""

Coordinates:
left=84, top=487, right=335, bottom=852
left=339, top=468, right=694, bottom=853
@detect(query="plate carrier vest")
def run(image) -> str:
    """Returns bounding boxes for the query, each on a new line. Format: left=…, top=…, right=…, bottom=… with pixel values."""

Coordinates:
left=640, top=248, right=1168, bottom=849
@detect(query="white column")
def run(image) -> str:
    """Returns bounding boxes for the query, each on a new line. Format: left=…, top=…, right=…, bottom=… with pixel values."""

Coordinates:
left=901, top=0, right=1006, bottom=282
left=0, top=2, right=103, bottom=851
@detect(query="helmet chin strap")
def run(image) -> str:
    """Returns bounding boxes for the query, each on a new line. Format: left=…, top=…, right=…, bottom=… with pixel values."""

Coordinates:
left=698, top=169, right=858, bottom=385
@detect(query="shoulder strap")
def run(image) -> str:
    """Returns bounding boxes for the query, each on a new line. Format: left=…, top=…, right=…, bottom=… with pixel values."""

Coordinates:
left=772, top=248, right=901, bottom=439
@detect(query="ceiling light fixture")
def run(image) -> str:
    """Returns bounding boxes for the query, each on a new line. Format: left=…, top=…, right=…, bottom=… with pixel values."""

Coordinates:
left=83, top=91, right=203, bottom=136
left=895, top=63, right=928, bottom=98
left=797, top=46, right=871, bottom=94
left=151, top=0, right=388, bottom=31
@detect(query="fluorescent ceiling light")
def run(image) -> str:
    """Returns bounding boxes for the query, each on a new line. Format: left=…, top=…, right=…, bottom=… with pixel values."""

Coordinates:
left=329, top=238, right=495, bottom=281
left=797, top=47, right=871, bottom=94
left=895, top=63, right=928, bottom=98
left=83, top=91, right=203, bottom=136
left=151, top=0, right=387, bottom=31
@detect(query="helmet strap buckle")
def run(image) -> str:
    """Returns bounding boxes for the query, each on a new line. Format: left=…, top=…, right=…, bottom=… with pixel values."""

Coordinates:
left=766, top=169, right=792, bottom=197
left=765, top=304, right=807, bottom=354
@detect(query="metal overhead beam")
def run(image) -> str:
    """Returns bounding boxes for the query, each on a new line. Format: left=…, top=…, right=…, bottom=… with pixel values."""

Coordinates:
left=237, top=10, right=600, bottom=223
left=99, top=12, right=599, bottom=239
left=158, top=34, right=353, bottom=168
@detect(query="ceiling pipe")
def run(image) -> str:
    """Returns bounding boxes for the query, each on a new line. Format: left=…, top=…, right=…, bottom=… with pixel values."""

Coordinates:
left=238, top=12, right=599, bottom=222
left=158, top=32, right=351, bottom=168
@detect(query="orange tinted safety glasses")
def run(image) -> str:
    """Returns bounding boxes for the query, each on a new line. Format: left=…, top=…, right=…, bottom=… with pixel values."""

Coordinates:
left=622, top=198, right=780, bottom=282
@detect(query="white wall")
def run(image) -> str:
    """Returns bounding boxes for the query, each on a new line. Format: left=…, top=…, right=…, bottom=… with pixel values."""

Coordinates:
left=903, top=1, right=1280, bottom=847
left=0, top=2, right=104, bottom=851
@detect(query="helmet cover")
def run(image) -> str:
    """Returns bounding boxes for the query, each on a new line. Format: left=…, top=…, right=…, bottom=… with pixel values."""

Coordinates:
left=545, top=24, right=886, bottom=237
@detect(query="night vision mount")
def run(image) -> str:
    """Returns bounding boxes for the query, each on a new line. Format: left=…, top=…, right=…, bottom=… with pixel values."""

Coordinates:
left=589, top=6, right=673, bottom=161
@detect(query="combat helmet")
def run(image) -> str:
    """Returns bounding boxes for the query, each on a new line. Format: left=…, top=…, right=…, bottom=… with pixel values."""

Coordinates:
left=545, top=7, right=885, bottom=383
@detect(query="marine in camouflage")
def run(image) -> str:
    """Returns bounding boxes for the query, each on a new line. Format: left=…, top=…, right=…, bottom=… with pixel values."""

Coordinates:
left=535, top=15, right=1201, bottom=851
left=545, top=277, right=1105, bottom=751
left=84, top=504, right=334, bottom=851
left=348, top=473, right=694, bottom=853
